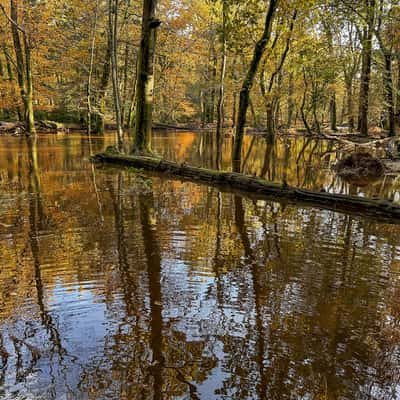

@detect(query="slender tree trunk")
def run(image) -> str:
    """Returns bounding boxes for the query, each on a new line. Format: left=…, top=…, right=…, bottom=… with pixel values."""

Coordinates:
left=206, top=44, right=217, bottom=124
left=132, top=0, right=160, bottom=153
left=346, top=79, right=354, bottom=131
left=10, top=0, right=35, bottom=134
left=93, top=41, right=111, bottom=134
left=108, top=0, right=124, bottom=150
left=287, top=72, right=294, bottom=128
left=200, top=89, right=206, bottom=128
left=300, top=73, right=312, bottom=135
left=216, top=0, right=228, bottom=169
left=232, top=91, right=237, bottom=129
left=126, top=76, right=137, bottom=130
left=2, top=46, right=21, bottom=120
left=383, top=53, right=395, bottom=136
left=330, top=91, right=337, bottom=131
left=340, top=91, right=346, bottom=125
left=23, top=35, right=35, bottom=135
left=10, top=0, right=26, bottom=110
left=396, top=57, right=400, bottom=126
left=121, top=42, right=130, bottom=127
left=266, top=102, right=274, bottom=137
left=358, top=0, right=375, bottom=136
left=87, top=0, right=99, bottom=144
left=233, top=0, right=278, bottom=170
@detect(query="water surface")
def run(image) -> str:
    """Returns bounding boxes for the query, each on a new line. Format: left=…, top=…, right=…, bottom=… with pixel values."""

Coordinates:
left=0, top=132, right=399, bottom=399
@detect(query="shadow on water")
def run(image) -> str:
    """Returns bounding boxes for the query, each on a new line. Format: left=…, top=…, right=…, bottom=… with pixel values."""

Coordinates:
left=0, top=132, right=399, bottom=399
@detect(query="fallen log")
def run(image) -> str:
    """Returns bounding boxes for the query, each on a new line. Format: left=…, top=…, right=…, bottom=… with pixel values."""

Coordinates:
left=92, top=152, right=400, bottom=223
left=152, top=122, right=192, bottom=131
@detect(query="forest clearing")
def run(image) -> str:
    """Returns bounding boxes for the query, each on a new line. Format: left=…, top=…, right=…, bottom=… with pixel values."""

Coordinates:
left=0, top=0, right=400, bottom=399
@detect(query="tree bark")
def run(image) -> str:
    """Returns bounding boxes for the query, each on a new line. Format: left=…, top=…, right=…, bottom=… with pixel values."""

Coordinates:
left=93, top=41, right=111, bottom=134
left=108, top=0, right=124, bottom=150
left=330, top=91, right=337, bottom=131
left=216, top=0, right=228, bottom=169
left=358, top=0, right=375, bottom=136
left=287, top=72, right=294, bottom=128
left=23, top=34, right=35, bottom=135
left=233, top=0, right=278, bottom=170
left=9, top=0, right=36, bottom=134
left=346, top=79, right=354, bottom=131
left=383, top=53, right=395, bottom=136
left=396, top=58, right=400, bottom=126
left=87, top=0, right=99, bottom=145
left=132, top=0, right=160, bottom=154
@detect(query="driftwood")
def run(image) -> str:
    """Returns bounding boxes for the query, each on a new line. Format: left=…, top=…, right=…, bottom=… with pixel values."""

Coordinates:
left=92, top=152, right=400, bottom=223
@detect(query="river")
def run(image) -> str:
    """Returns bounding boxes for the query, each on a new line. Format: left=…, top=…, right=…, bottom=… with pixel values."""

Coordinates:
left=0, top=132, right=399, bottom=399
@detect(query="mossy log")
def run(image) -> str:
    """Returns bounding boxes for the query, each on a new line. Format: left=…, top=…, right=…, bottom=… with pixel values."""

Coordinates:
left=92, top=152, right=400, bottom=223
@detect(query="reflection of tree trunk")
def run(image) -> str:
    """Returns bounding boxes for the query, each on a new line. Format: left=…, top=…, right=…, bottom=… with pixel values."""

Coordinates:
left=26, top=138, right=64, bottom=355
left=139, top=194, right=163, bottom=400
left=234, top=197, right=267, bottom=398
left=261, top=139, right=275, bottom=180
left=213, top=192, right=225, bottom=310
left=242, top=136, right=257, bottom=171
left=107, top=174, right=139, bottom=320
left=282, top=139, right=291, bottom=184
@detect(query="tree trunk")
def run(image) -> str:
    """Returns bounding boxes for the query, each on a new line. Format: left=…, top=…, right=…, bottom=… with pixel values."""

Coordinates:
left=287, top=72, right=294, bottom=128
left=396, top=58, right=400, bottom=126
left=10, top=0, right=36, bottom=134
left=266, top=102, right=274, bottom=138
left=206, top=44, right=217, bottom=124
left=23, top=35, right=35, bottom=135
left=330, top=91, right=337, bottom=131
left=346, top=79, right=354, bottom=131
left=108, top=0, right=124, bottom=150
left=358, top=0, right=375, bottom=136
left=233, top=0, right=278, bottom=170
left=383, top=53, right=395, bottom=136
left=87, top=0, right=99, bottom=144
left=216, top=0, right=228, bottom=169
left=93, top=41, right=111, bottom=134
left=232, top=91, right=237, bottom=129
left=132, top=0, right=160, bottom=154
left=2, top=45, right=21, bottom=120
left=121, top=41, right=130, bottom=127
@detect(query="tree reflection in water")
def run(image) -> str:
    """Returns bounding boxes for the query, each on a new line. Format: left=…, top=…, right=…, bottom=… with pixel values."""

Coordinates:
left=0, top=133, right=399, bottom=399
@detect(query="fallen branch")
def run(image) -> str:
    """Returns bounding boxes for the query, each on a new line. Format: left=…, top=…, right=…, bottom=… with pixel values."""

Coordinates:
left=92, top=152, right=400, bottom=223
left=320, top=132, right=393, bottom=148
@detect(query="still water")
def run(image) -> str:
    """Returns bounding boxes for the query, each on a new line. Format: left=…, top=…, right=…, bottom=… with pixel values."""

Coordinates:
left=0, top=132, right=399, bottom=399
